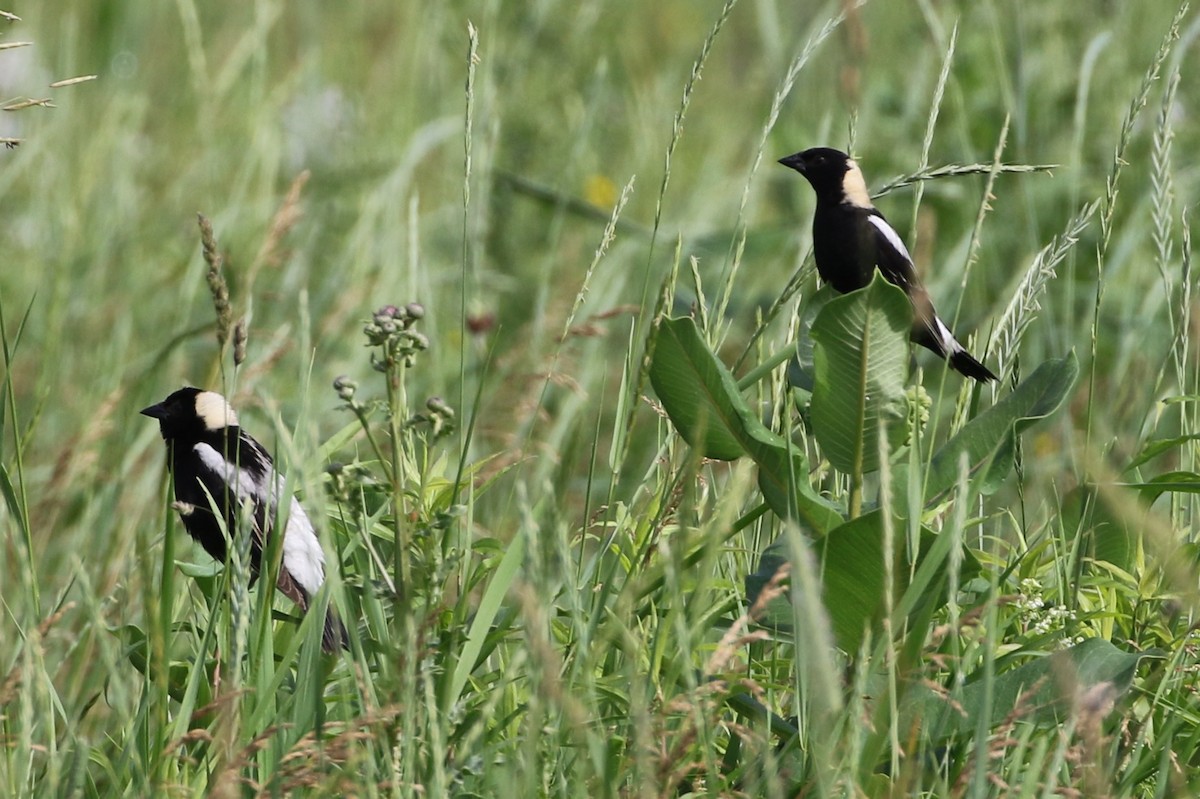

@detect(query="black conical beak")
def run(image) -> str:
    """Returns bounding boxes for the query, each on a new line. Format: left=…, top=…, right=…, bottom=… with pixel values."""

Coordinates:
left=778, top=152, right=806, bottom=173
left=140, top=403, right=166, bottom=419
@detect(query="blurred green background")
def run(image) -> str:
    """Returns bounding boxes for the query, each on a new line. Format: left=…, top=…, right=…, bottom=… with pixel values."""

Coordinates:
left=1, top=0, right=1197, bottom=787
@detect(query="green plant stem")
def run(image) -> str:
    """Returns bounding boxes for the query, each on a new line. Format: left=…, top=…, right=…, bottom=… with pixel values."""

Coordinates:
left=735, top=344, right=797, bottom=391
left=0, top=298, right=37, bottom=614
left=352, top=405, right=393, bottom=483
left=848, top=472, right=863, bottom=520
left=387, top=354, right=411, bottom=601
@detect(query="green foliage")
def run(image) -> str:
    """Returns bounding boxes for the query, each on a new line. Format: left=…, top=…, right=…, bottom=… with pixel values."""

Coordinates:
left=907, top=637, right=1165, bottom=740
left=649, top=315, right=841, bottom=531
left=911, top=352, right=1080, bottom=508
left=809, top=275, right=910, bottom=476
left=649, top=315, right=763, bottom=461
left=748, top=510, right=981, bottom=654
left=2, top=1, right=1200, bottom=797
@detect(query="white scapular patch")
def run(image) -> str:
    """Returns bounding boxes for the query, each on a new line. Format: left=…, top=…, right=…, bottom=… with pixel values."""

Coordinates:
left=195, top=391, right=240, bottom=430
left=867, top=214, right=914, bottom=264
left=841, top=160, right=874, bottom=208
left=281, top=495, right=326, bottom=596
left=933, top=315, right=960, bottom=352
left=194, top=442, right=259, bottom=497
left=192, top=442, right=325, bottom=595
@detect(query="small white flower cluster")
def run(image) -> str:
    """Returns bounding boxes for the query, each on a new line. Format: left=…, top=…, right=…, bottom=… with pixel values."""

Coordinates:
left=1013, top=578, right=1046, bottom=614
left=1014, top=578, right=1078, bottom=640
left=1033, top=605, right=1076, bottom=638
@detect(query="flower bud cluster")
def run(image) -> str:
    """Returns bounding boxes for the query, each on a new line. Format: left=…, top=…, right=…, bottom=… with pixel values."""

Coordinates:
left=364, top=303, right=428, bottom=371
left=409, top=395, right=456, bottom=438
left=324, top=460, right=376, bottom=502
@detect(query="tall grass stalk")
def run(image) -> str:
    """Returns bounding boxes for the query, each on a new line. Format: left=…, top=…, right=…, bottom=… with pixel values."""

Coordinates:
left=989, top=201, right=1098, bottom=381
left=713, top=3, right=858, bottom=341
left=1084, top=1, right=1188, bottom=457
left=614, top=0, right=739, bottom=474
left=907, top=21, right=957, bottom=244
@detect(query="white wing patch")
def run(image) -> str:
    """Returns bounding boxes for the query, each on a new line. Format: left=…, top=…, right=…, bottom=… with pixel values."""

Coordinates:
left=933, top=315, right=959, bottom=352
left=194, top=442, right=259, bottom=497
left=281, top=493, right=325, bottom=596
left=867, top=214, right=914, bottom=265
left=192, top=442, right=326, bottom=596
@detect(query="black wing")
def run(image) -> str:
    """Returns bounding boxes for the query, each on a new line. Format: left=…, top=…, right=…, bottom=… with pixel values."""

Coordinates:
left=867, top=211, right=950, bottom=348
left=866, top=211, right=923, bottom=295
left=867, top=211, right=997, bottom=381
left=173, top=427, right=277, bottom=574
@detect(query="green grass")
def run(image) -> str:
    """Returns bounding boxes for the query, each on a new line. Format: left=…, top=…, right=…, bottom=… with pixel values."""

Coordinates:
left=2, top=0, right=1200, bottom=795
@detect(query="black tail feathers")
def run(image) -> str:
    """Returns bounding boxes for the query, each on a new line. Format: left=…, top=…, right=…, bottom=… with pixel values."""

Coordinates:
left=949, top=349, right=998, bottom=383
left=295, top=586, right=350, bottom=652
left=912, top=314, right=997, bottom=383
left=321, top=609, right=350, bottom=652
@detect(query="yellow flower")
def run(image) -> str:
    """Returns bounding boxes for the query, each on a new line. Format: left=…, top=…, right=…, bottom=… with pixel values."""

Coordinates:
left=583, top=174, right=617, bottom=209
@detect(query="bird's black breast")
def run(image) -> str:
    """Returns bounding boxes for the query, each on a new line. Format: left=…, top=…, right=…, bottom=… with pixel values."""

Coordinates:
left=166, top=427, right=274, bottom=569
left=811, top=204, right=879, bottom=294
left=168, top=440, right=235, bottom=564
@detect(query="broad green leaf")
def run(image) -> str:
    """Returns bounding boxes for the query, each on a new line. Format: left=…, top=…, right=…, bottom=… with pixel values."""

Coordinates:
left=1064, top=471, right=1200, bottom=572
left=979, top=429, right=1017, bottom=495
left=651, top=316, right=842, bottom=533
left=911, top=638, right=1162, bottom=740
left=1124, top=433, right=1200, bottom=472
left=176, top=559, right=223, bottom=597
left=790, top=284, right=839, bottom=392
left=1126, top=470, right=1200, bottom=502
left=919, top=352, right=1078, bottom=504
left=746, top=510, right=978, bottom=653
left=810, top=276, right=910, bottom=475
left=649, top=316, right=755, bottom=460
left=752, top=444, right=843, bottom=534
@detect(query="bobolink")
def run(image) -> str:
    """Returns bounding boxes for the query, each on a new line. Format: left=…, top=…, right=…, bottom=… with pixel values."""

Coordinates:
left=142, top=387, right=347, bottom=651
left=779, top=147, right=996, bottom=382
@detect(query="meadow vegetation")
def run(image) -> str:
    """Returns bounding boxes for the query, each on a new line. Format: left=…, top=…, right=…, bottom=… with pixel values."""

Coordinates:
left=1, top=1, right=1199, bottom=795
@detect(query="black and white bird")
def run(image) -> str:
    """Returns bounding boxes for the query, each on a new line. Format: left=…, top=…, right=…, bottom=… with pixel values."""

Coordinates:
left=142, top=387, right=347, bottom=651
left=778, top=147, right=996, bottom=382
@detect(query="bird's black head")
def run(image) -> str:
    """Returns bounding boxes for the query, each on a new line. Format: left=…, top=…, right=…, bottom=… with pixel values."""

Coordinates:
left=778, top=147, right=855, bottom=196
left=141, top=387, right=239, bottom=440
